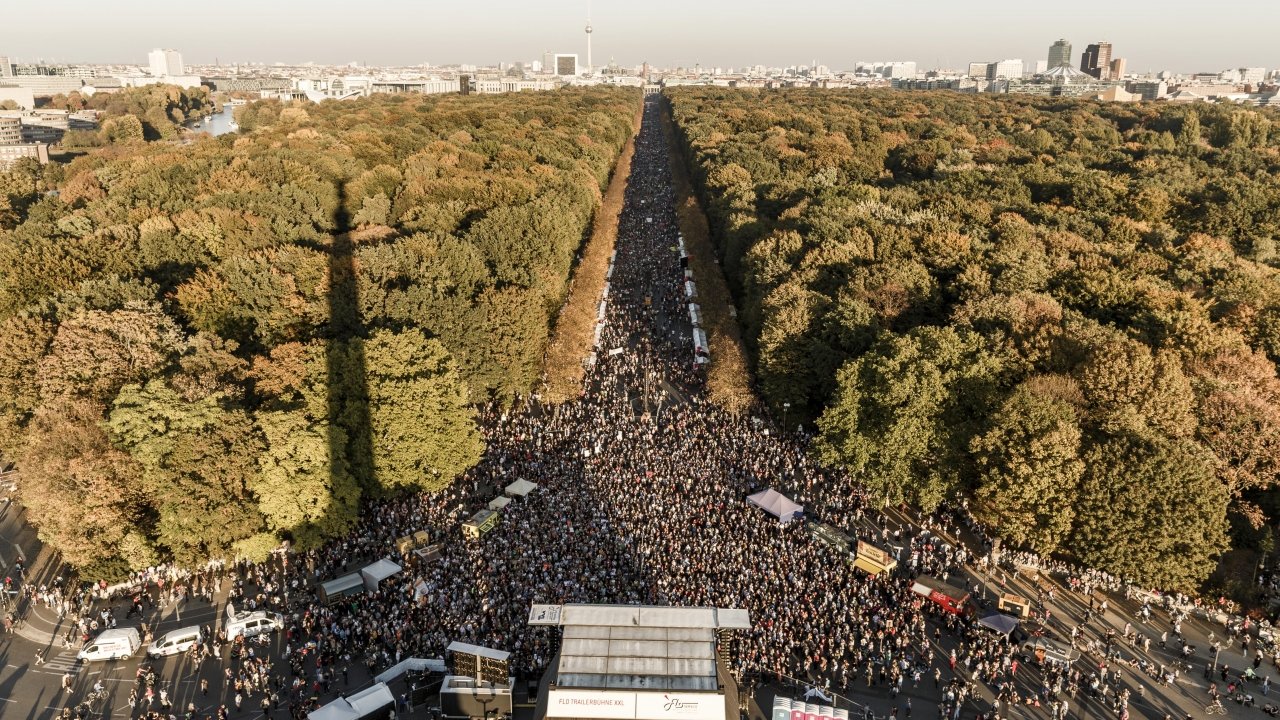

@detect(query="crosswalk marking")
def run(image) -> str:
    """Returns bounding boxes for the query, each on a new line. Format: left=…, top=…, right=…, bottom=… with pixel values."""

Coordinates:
left=41, top=651, right=83, bottom=674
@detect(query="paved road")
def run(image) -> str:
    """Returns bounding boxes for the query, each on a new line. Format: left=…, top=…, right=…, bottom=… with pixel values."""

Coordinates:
left=0, top=579, right=398, bottom=720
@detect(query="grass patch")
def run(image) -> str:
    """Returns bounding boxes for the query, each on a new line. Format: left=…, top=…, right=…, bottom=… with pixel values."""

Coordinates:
left=540, top=107, right=642, bottom=404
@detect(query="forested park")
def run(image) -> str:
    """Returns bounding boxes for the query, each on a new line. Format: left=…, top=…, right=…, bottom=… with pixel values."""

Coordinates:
left=0, top=88, right=638, bottom=576
left=4, top=83, right=1280, bottom=599
left=668, top=88, right=1280, bottom=591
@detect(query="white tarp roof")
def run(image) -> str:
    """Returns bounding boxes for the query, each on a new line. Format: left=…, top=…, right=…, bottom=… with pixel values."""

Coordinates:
left=447, top=641, right=511, bottom=662
left=488, top=496, right=512, bottom=511
left=746, top=488, right=804, bottom=524
left=360, top=559, right=401, bottom=584
left=505, top=479, right=538, bottom=497
left=347, top=683, right=395, bottom=715
left=308, top=699, right=359, bottom=720
left=375, top=657, right=446, bottom=684
left=320, top=574, right=363, bottom=596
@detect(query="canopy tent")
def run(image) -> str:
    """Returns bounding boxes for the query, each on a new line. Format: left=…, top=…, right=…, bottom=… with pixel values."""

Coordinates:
left=360, top=559, right=402, bottom=592
left=488, top=496, right=512, bottom=511
left=308, top=700, right=360, bottom=720
left=504, top=479, right=538, bottom=497
left=318, top=573, right=364, bottom=604
left=977, top=611, right=1020, bottom=636
left=746, top=488, right=804, bottom=524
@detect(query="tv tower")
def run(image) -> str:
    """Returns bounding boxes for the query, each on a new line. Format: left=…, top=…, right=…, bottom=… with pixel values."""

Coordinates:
left=585, top=1, right=593, bottom=75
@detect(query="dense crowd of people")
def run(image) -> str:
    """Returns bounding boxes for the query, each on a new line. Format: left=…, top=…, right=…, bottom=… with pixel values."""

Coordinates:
left=18, top=96, right=1247, bottom=720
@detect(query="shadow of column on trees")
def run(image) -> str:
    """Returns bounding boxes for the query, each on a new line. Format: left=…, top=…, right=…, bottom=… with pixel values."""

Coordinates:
left=326, top=182, right=374, bottom=532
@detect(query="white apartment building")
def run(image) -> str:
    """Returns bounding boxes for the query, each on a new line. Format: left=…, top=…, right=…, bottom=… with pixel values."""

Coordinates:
left=987, top=59, right=1024, bottom=80
left=148, top=48, right=185, bottom=77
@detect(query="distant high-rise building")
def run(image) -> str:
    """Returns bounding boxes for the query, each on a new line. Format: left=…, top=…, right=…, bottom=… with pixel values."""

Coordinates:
left=0, top=117, right=20, bottom=145
left=1080, top=42, right=1113, bottom=80
left=148, top=48, right=184, bottom=77
left=0, top=56, right=12, bottom=78
left=967, top=62, right=990, bottom=79
left=553, top=54, right=579, bottom=77
left=987, top=59, right=1023, bottom=80
left=1109, top=57, right=1126, bottom=80
left=1239, top=67, right=1267, bottom=84
left=1047, top=39, right=1072, bottom=69
left=881, top=61, right=917, bottom=79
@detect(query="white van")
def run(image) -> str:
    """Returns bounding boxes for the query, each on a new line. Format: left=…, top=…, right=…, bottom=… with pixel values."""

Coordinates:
left=225, top=610, right=284, bottom=640
left=147, top=625, right=203, bottom=658
left=78, top=627, right=141, bottom=662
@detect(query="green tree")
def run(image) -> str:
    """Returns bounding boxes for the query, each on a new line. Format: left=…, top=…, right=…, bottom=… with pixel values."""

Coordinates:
left=253, top=408, right=361, bottom=548
left=349, top=329, right=484, bottom=492
left=1071, top=433, right=1228, bottom=590
left=108, top=380, right=264, bottom=564
left=817, top=327, right=1008, bottom=511
left=971, top=378, right=1085, bottom=555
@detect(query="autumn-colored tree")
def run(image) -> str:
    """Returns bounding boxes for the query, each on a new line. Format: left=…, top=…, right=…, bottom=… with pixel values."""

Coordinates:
left=37, top=302, right=185, bottom=404
left=19, top=398, right=144, bottom=572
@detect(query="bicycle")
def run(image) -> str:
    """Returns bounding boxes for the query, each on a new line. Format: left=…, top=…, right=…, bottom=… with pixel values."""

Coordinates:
left=84, top=689, right=109, bottom=712
left=1206, top=700, right=1228, bottom=715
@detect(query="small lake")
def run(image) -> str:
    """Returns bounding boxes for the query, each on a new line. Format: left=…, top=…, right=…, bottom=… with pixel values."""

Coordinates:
left=187, top=107, right=238, bottom=137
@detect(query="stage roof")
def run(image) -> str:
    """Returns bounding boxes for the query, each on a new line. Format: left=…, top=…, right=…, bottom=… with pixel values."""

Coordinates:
left=529, top=604, right=750, bottom=691
left=529, top=604, right=751, bottom=630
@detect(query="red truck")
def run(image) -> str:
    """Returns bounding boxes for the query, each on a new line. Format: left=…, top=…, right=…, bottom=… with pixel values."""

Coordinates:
left=911, top=575, right=971, bottom=616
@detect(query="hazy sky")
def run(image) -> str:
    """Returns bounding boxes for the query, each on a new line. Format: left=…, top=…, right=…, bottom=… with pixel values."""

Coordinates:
left=7, top=0, right=1278, bottom=72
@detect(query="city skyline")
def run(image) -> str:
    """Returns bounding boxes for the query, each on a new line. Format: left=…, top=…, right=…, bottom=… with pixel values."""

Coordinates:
left=6, top=0, right=1278, bottom=73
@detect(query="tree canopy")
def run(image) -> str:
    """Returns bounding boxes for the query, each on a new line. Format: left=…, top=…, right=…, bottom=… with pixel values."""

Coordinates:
left=0, top=88, right=639, bottom=574
left=669, top=88, right=1280, bottom=590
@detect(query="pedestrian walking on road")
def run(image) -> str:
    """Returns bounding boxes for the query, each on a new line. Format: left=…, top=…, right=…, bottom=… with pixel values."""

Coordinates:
left=34, top=648, right=45, bottom=665
left=201, top=678, right=209, bottom=696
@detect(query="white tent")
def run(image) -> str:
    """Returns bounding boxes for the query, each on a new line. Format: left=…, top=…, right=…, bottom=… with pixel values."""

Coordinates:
left=746, top=488, right=804, bottom=524
left=347, top=683, right=395, bottom=716
left=360, top=559, right=402, bottom=592
left=488, top=496, right=512, bottom=511
left=318, top=573, right=364, bottom=603
left=308, top=699, right=359, bottom=720
left=505, top=479, right=538, bottom=497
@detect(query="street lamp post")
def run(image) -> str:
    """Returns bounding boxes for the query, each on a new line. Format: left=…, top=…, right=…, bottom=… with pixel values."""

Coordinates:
left=782, top=402, right=791, bottom=433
